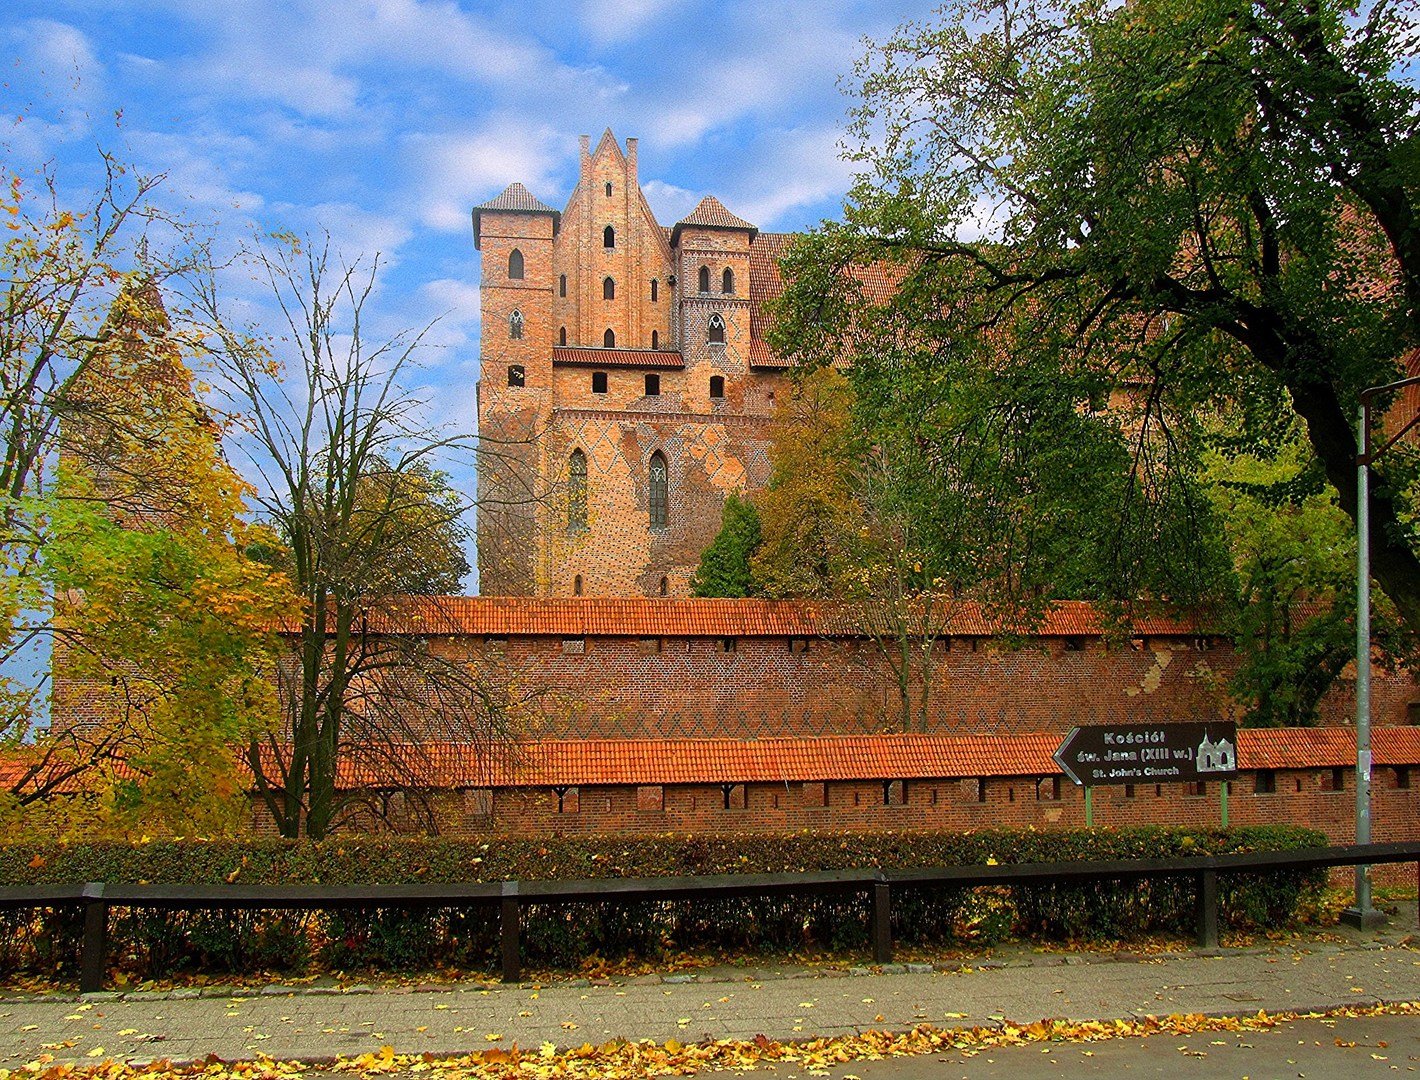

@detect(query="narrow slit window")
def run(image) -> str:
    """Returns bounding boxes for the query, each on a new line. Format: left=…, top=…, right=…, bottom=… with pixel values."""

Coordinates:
left=559, top=274, right=567, bottom=297
left=605, top=181, right=613, bottom=197
left=651, top=330, right=659, bottom=349
left=650, top=279, right=658, bottom=302
left=508, top=249, right=524, bottom=279
left=509, top=309, right=523, bottom=339
left=708, top=313, right=725, bottom=344
left=559, top=326, right=567, bottom=346
left=567, top=450, right=588, bottom=532
left=658, top=575, right=668, bottom=596
left=573, top=574, right=583, bottom=595
left=649, top=451, right=668, bottom=528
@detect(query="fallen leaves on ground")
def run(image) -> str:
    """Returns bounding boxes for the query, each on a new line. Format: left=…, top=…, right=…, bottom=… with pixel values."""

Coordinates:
left=2, top=1001, right=1417, bottom=1080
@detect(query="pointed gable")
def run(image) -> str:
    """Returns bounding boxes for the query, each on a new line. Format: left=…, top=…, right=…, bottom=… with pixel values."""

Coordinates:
left=671, top=196, right=758, bottom=245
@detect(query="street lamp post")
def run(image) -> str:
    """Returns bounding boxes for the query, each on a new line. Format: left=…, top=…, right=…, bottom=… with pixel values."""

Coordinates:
left=1342, top=375, right=1420, bottom=929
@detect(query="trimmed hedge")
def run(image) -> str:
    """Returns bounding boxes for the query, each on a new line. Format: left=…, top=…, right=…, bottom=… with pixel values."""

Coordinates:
left=0, top=826, right=1327, bottom=981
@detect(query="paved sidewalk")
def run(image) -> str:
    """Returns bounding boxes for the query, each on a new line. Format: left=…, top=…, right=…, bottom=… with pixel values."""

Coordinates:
left=0, top=927, right=1416, bottom=1067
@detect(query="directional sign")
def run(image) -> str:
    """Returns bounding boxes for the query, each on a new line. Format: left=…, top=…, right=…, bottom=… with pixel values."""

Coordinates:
left=1052, top=722, right=1239, bottom=788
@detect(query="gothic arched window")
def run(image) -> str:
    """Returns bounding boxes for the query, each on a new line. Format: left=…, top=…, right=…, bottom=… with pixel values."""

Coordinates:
left=603, top=225, right=615, bottom=248
left=508, top=249, right=524, bottom=279
left=603, top=328, right=615, bottom=348
left=722, top=267, right=735, bottom=293
left=559, top=326, right=567, bottom=346
left=698, top=265, right=710, bottom=292
left=650, top=279, right=658, bottom=302
left=559, top=274, right=567, bottom=297
left=510, top=309, right=524, bottom=339
left=568, top=450, right=588, bottom=533
left=709, top=375, right=725, bottom=398
left=651, top=330, right=659, bottom=349
left=707, top=313, right=725, bottom=344
left=648, top=451, right=668, bottom=529
left=603, top=276, right=615, bottom=300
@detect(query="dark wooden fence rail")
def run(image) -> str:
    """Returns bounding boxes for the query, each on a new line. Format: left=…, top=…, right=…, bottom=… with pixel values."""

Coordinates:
left=0, top=842, right=1415, bottom=991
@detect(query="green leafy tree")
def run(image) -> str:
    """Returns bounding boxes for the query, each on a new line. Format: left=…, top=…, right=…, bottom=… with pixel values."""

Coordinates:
left=0, top=156, right=201, bottom=787
left=751, top=368, right=861, bottom=599
left=774, top=0, right=1419, bottom=629
left=1203, top=422, right=1407, bottom=725
left=691, top=493, right=762, bottom=597
left=21, top=280, right=294, bottom=837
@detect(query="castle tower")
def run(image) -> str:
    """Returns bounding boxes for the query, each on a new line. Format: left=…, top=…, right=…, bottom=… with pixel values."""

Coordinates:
left=473, top=183, right=560, bottom=595
left=473, top=133, right=788, bottom=598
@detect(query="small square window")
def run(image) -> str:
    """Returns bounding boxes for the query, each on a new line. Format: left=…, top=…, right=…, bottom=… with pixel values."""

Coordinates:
left=1185, top=780, right=1208, bottom=797
left=1123, top=783, right=1136, bottom=799
left=1255, top=769, right=1276, bottom=794
left=1036, top=776, right=1061, bottom=801
left=1323, top=767, right=1346, bottom=792
left=561, top=637, right=586, bottom=655
left=637, top=636, right=662, bottom=656
left=1396, top=766, right=1411, bottom=790
left=716, top=637, right=737, bottom=654
left=788, top=637, right=810, bottom=654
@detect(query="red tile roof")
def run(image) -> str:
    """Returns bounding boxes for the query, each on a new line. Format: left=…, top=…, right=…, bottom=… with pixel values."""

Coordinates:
left=331, top=727, right=1420, bottom=788
left=473, top=182, right=559, bottom=215
left=9, top=728, right=1417, bottom=796
left=359, top=596, right=1222, bottom=639
left=673, top=196, right=757, bottom=238
left=472, top=183, right=561, bottom=249
left=552, top=347, right=685, bottom=369
left=1236, top=726, right=1420, bottom=770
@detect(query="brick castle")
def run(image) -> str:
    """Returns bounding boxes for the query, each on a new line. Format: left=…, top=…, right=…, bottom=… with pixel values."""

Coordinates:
left=473, top=130, right=799, bottom=597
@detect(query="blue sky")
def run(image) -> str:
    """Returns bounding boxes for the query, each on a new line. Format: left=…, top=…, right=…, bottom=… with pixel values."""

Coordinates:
left=2, top=0, right=940, bottom=589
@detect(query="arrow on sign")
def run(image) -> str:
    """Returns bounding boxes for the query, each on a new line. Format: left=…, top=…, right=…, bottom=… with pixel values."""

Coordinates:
left=1053, top=727, right=1086, bottom=787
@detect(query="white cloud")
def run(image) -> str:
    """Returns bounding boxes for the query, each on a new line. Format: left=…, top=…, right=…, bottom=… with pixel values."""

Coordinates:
left=580, top=0, right=674, bottom=46
left=640, top=178, right=700, bottom=225
left=406, top=118, right=566, bottom=232
left=123, top=127, right=267, bottom=219
left=142, top=0, right=596, bottom=120
left=415, top=277, right=483, bottom=351
left=10, top=19, right=103, bottom=95
left=729, top=127, right=857, bottom=228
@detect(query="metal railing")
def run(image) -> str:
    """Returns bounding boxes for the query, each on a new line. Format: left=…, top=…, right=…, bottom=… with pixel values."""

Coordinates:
left=1, top=841, right=1416, bottom=991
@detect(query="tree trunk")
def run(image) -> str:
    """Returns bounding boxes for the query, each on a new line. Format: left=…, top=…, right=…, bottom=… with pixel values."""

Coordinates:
left=1288, top=378, right=1420, bottom=632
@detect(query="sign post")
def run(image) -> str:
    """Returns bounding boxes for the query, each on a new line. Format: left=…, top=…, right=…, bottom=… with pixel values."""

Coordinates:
left=1054, top=722, right=1239, bottom=791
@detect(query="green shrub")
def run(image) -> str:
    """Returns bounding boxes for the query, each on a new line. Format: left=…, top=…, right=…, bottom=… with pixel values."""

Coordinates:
left=0, top=825, right=1327, bottom=981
